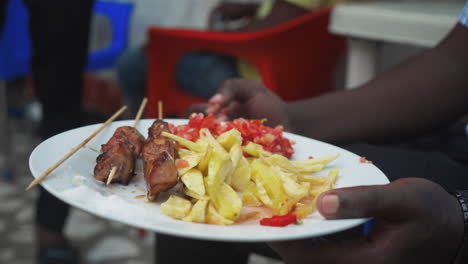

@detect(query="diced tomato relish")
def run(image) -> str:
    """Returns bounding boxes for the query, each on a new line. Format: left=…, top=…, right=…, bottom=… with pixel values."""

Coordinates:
left=359, top=156, right=373, bottom=164
left=176, top=159, right=190, bottom=169
left=171, top=113, right=294, bottom=158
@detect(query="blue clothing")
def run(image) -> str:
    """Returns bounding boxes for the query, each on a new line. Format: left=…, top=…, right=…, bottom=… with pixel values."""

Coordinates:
left=116, top=49, right=239, bottom=115
left=116, top=48, right=148, bottom=114
left=459, top=1, right=468, bottom=26
left=175, top=52, right=239, bottom=99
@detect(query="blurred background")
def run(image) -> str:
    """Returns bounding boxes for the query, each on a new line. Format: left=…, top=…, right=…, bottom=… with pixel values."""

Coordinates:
left=0, top=0, right=465, bottom=263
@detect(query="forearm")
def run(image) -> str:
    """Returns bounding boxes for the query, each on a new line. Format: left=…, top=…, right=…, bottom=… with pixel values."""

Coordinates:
left=236, top=0, right=308, bottom=32
left=288, top=25, right=468, bottom=144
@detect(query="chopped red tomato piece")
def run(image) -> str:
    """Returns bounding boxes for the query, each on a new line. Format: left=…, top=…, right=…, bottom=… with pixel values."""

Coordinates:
left=177, top=160, right=190, bottom=169
left=359, top=156, right=374, bottom=164
left=260, top=212, right=297, bottom=227
left=172, top=113, right=294, bottom=158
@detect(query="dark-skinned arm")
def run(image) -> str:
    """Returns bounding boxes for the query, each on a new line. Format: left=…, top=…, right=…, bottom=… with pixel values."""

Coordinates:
left=205, top=24, right=468, bottom=145
left=209, top=0, right=308, bottom=32
left=208, top=2, right=259, bottom=31
left=288, top=24, right=468, bottom=144
left=237, top=0, right=308, bottom=32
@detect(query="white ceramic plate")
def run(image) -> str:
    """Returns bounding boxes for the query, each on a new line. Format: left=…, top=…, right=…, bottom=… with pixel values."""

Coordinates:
left=29, top=119, right=389, bottom=242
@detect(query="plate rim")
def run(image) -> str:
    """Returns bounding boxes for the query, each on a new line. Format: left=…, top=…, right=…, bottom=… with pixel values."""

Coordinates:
left=29, top=118, right=388, bottom=242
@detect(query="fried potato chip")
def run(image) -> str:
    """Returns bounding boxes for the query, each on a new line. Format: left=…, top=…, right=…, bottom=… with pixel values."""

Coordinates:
left=292, top=154, right=339, bottom=167
left=251, top=160, right=287, bottom=214
left=206, top=202, right=234, bottom=225
left=213, top=183, right=242, bottom=220
left=184, top=188, right=210, bottom=201
left=242, top=142, right=273, bottom=157
left=177, top=152, right=202, bottom=175
left=162, top=125, right=341, bottom=225
left=197, top=145, right=212, bottom=174
left=199, top=128, right=224, bottom=151
left=160, top=195, right=192, bottom=220
left=242, top=181, right=262, bottom=206
left=217, top=129, right=242, bottom=150
left=162, top=132, right=205, bottom=152
left=206, top=147, right=233, bottom=198
left=230, top=156, right=251, bottom=192
left=181, top=168, right=205, bottom=196
left=183, top=199, right=208, bottom=223
left=309, top=169, right=339, bottom=197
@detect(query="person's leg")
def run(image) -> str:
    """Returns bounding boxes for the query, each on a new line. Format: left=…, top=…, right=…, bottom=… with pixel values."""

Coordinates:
left=24, top=0, right=94, bottom=263
left=116, top=48, right=148, bottom=116
left=35, top=186, right=73, bottom=241
left=176, top=52, right=240, bottom=99
left=25, top=0, right=94, bottom=139
left=0, top=1, right=6, bottom=30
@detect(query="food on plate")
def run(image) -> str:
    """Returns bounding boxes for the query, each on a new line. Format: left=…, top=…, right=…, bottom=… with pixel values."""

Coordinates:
left=26, top=106, right=128, bottom=191
left=259, top=212, right=297, bottom=227
left=91, top=113, right=339, bottom=226
left=142, top=119, right=179, bottom=201
left=94, top=126, right=145, bottom=185
left=160, top=114, right=340, bottom=226
left=171, top=113, right=294, bottom=158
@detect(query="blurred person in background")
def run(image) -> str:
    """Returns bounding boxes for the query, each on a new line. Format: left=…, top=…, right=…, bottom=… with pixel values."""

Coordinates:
left=117, top=0, right=368, bottom=117
left=0, top=0, right=94, bottom=263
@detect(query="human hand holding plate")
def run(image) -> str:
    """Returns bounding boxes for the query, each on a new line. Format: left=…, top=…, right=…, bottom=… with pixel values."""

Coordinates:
left=270, top=178, right=463, bottom=263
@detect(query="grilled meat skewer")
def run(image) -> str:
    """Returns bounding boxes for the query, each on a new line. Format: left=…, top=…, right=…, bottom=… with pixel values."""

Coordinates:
left=142, top=119, right=178, bottom=201
left=94, top=126, right=145, bottom=185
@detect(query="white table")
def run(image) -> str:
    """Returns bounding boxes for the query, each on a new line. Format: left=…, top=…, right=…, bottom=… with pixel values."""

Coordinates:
left=329, top=1, right=464, bottom=89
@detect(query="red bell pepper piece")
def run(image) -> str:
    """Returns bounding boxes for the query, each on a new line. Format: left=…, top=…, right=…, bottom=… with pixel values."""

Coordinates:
left=260, top=212, right=297, bottom=227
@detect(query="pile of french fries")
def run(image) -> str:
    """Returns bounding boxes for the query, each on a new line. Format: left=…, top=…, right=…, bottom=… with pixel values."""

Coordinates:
left=160, top=128, right=340, bottom=225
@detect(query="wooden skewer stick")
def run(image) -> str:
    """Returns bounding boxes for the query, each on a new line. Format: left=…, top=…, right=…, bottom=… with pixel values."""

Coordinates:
left=84, top=145, right=100, bottom=154
left=106, top=99, right=147, bottom=186
left=106, top=166, right=117, bottom=185
left=158, top=100, right=163, bottom=120
left=26, top=106, right=128, bottom=191
left=132, top=97, right=148, bottom=128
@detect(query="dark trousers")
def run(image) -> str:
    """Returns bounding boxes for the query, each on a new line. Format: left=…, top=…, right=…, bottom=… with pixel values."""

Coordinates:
left=1, top=0, right=93, bottom=233
left=156, top=134, right=468, bottom=264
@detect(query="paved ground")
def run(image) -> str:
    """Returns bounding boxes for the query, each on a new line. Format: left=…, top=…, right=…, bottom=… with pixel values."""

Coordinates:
left=0, top=116, right=283, bottom=264
left=0, top=118, right=154, bottom=264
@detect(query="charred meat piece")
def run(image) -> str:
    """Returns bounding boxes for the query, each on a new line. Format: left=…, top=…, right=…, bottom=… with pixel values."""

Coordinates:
left=94, top=126, right=145, bottom=185
left=144, top=151, right=178, bottom=201
left=94, top=143, right=135, bottom=185
left=142, top=120, right=178, bottom=200
left=101, top=126, right=145, bottom=157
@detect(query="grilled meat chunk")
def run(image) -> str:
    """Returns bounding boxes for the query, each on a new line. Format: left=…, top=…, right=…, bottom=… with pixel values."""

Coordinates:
left=102, top=126, right=145, bottom=157
left=142, top=120, right=178, bottom=200
left=94, top=143, right=135, bottom=185
left=94, top=126, right=144, bottom=185
left=144, top=151, right=178, bottom=201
